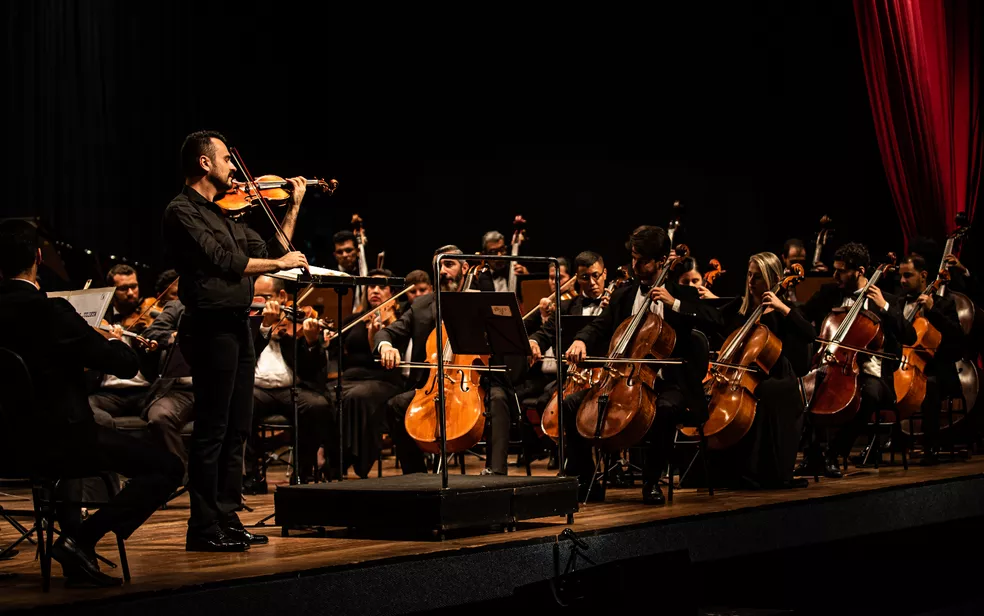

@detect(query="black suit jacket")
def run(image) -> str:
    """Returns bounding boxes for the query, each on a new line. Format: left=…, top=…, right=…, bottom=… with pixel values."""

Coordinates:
left=574, top=280, right=724, bottom=419
left=0, top=280, right=139, bottom=448
left=374, top=292, right=439, bottom=389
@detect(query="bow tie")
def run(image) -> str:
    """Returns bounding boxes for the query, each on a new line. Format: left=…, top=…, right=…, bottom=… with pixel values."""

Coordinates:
left=582, top=296, right=603, bottom=307
left=638, top=283, right=653, bottom=294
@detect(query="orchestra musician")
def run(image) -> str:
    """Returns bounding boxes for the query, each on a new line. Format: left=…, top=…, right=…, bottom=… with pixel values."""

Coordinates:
left=332, top=230, right=360, bottom=276
left=483, top=230, right=528, bottom=292
left=798, top=242, right=915, bottom=478
left=0, top=220, right=182, bottom=587
left=894, top=255, right=965, bottom=464
left=404, top=269, right=433, bottom=305
left=162, top=130, right=309, bottom=552
left=781, top=239, right=807, bottom=303
left=562, top=226, right=723, bottom=505
left=713, top=252, right=815, bottom=488
left=671, top=256, right=718, bottom=300
left=376, top=245, right=514, bottom=476
left=155, top=269, right=180, bottom=305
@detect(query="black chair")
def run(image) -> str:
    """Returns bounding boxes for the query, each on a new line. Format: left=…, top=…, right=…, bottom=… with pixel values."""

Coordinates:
left=0, top=347, right=130, bottom=591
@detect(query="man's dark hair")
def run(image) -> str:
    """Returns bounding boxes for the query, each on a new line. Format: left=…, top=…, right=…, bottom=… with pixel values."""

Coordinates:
left=833, top=242, right=870, bottom=272
left=909, top=236, right=942, bottom=271
left=625, top=226, right=669, bottom=261
left=180, top=130, right=228, bottom=178
left=783, top=238, right=805, bottom=257
left=106, top=263, right=137, bottom=286
left=333, top=230, right=356, bottom=246
left=406, top=269, right=431, bottom=286
left=435, top=244, right=463, bottom=256
left=368, top=268, right=394, bottom=291
left=904, top=254, right=929, bottom=274
left=553, top=257, right=571, bottom=274
left=155, top=269, right=179, bottom=296
left=575, top=251, right=604, bottom=269
left=669, top=256, right=699, bottom=282
left=0, top=220, right=38, bottom=278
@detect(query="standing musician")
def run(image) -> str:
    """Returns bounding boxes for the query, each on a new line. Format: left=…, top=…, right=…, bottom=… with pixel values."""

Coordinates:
left=162, top=130, right=309, bottom=552
left=895, top=255, right=965, bottom=464
left=564, top=226, right=723, bottom=505
left=483, top=230, right=528, bottom=292
left=799, top=242, right=915, bottom=477
left=0, top=220, right=182, bottom=587
left=251, top=274, right=334, bottom=485
left=338, top=269, right=405, bottom=479
left=88, top=264, right=155, bottom=428
left=377, top=245, right=514, bottom=476
left=713, top=252, right=815, bottom=488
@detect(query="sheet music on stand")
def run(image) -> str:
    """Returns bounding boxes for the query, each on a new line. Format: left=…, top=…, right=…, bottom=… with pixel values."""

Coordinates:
left=268, top=265, right=352, bottom=282
left=47, top=287, right=115, bottom=328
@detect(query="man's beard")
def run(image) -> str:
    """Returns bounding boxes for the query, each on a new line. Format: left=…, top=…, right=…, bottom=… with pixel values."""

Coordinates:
left=440, top=275, right=462, bottom=292
left=208, top=168, right=234, bottom=192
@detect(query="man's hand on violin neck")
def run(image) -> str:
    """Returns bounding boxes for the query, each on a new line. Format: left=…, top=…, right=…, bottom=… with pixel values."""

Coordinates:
left=302, top=318, right=321, bottom=344
left=287, top=177, right=307, bottom=207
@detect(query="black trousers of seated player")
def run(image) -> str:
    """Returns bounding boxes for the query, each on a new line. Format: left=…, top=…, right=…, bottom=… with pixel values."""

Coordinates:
left=829, top=374, right=894, bottom=460
left=178, top=311, right=255, bottom=534
left=387, top=385, right=512, bottom=475
left=561, top=381, right=686, bottom=488
left=253, top=386, right=336, bottom=480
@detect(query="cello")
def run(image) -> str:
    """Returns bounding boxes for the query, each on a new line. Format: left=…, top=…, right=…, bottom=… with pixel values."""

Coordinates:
left=540, top=267, right=632, bottom=441
left=575, top=252, right=686, bottom=451
left=404, top=262, right=490, bottom=454
left=808, top=259, right=897, bottom=425
left=893, top=269, right=948, bottom=418
left=686, top=265, right=805, bottom=450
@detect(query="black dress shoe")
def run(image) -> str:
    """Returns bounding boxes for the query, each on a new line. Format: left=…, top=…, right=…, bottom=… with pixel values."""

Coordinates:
left=0, top=548, right=17, bottom=560
left=642, top=482, right=666, bottom=506
left=186, top=528, right=249, bottom=552
left=793, top=459, right=813, bottom=477
left=824, top=458, right=843, bottom=479
left=51, top=536, right=122, bottom=588
left=224, top=525, right=269, bottom=545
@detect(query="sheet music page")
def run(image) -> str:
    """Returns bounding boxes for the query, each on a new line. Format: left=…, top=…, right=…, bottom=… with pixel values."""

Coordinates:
left=47, top=287, right=115, bottom=328
left=269, top=265, right=351, bottom=281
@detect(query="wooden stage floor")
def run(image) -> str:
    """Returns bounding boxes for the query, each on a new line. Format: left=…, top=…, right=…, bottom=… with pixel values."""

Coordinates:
left=3, top=453, right=984, bottom=613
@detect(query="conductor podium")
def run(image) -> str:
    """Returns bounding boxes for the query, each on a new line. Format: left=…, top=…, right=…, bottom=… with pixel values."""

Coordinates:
left=274, top=254, right=579, bottom=536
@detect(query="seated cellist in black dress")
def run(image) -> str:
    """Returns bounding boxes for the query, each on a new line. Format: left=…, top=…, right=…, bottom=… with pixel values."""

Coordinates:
left=712, top=252, right=815, bottom=488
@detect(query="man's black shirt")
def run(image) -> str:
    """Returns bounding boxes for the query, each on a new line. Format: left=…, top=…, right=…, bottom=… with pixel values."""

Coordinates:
left=162, top=185, right=286, bottom=312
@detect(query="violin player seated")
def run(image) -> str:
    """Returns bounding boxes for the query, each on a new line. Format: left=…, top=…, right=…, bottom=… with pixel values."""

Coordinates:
left=0, top=220, right=182, bottom=587
left=87, top=264, right=156, bottom=429
left=249, top=274, right=335, bottom=487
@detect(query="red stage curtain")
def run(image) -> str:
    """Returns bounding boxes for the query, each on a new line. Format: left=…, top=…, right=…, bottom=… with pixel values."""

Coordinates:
left=855, top=0, right=982, bottom=249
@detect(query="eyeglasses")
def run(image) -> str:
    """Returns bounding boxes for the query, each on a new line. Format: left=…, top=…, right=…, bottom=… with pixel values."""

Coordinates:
left=578, top=272, right=604, bottom=282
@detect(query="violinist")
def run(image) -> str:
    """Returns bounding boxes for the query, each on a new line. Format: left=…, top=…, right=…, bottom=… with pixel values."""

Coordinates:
left=87, top=264, right=154, bottom=429
left=564, top=226, right=723, bottom=505
left=895, top=255, right=965, bottom=465
left=377, top=245, right=513, bottom=476
left=155, top=269, right=180, bottom=305
left=524, top=257, right=573, bottom=342
left=0, top=220, right=182, bottom=587
left=714, top=253, right=815, bottom=488
left=338, top=269, right=405, bottom=479
left=671, top=257, right=718, bottom=300
left=799, top=242, right=915, bottom=477
left=163, top=130, right=309, bottom=552
left=250, top=275, right=334, bottom=486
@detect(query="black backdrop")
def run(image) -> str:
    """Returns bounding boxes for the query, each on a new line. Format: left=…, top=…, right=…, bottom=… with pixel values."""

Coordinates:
left=3, top=1, right=917, bottom=299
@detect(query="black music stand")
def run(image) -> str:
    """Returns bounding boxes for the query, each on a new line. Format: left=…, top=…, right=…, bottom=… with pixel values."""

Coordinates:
left=441, top=292, right=531, bottom=358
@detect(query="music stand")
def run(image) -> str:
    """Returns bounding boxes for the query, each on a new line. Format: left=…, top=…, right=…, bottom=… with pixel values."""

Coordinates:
left=269, top=270, right=405, bottom=485
left=434, top=253, right=566, bottom=493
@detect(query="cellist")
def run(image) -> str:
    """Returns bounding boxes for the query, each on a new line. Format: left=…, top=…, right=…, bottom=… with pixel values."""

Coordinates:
left=799, top=242, right=915, bottom=478
left=564, top=226, right=723, bottom=505
left=376, top=245, right=514, bottom=476
left=713, top=252, right=815, bottom=488
left=894, top=254, right=965, bottom=465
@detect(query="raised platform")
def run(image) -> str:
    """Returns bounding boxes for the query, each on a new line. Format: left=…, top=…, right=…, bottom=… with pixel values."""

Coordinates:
left=4, top=457, right=984, bottom=615
left=274, top=474, right=579, bottom=534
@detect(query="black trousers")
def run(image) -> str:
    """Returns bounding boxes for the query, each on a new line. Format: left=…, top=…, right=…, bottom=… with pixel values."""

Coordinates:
left=562, top=381, right=686, bottom=485
left=146, top=388, right=195, bottom=472
left=253, top=386, right=336, bottom=479
left=386, top=384, right=513, bottom=475
left=830, top=374, right=894, bottom=459
left=340, top=379, right=403, bottom=479
left=179, top=311, right=255, bottom=534
left=50, top=425, right=183, bottom=547
left=88, top=389, right=148, bottom=429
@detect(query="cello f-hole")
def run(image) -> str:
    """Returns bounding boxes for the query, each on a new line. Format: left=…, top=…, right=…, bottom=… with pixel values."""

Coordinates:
left=457, top=370, right=468, bottom=391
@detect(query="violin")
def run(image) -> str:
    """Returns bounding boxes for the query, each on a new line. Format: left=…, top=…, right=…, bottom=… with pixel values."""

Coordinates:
left=119, top=297, right=160, bottom=333
left=684, top=265, right=805, bottom=449
left=575, top=247, right=690, bottom=451
left=507, top=215, right=527, bottom=294
left=703, top=259, right=725, bottom=289
left=522, top=276, right=579, bottom=322
left=540, top=268, right=632, bottom=441
left=404, top=263, right=490, bottom=454
left=97, top=320, right=158, bottom=352
left=894, top=269, right=949, bottom=418
left=215, top=176, right=338, bottom=214
left=249, top=295, right=329, bottom=339
left=807, top=258, right=897, bottom=425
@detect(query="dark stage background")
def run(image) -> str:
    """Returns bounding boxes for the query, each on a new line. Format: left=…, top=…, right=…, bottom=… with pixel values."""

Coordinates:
left=5, top=1, right=939, bottom=299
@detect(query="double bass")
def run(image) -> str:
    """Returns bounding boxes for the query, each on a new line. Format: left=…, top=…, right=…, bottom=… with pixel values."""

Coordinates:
left=540, top=266, right=632, bottom=440
left=808, top=260, right=897, bottom=425
left=575, top=253, right=685, bottom=450
left=351, top=214, right=370, bottom=313
left=508, top=215, right=527, bottom=294
left=893, top=270, right=948, bottom=418
left=404, top=263, right=490, bottom=454
left=687, top=265, right=805, bottom=450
